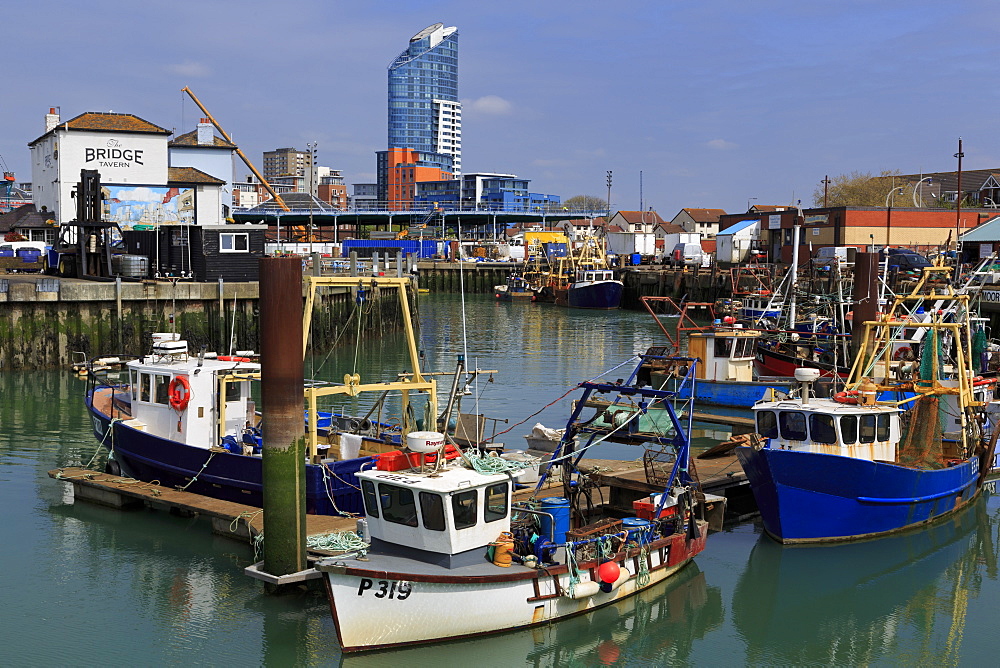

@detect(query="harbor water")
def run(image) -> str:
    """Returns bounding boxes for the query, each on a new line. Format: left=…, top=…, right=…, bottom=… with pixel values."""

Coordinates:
left=4, top=293, right=1000, bottom=665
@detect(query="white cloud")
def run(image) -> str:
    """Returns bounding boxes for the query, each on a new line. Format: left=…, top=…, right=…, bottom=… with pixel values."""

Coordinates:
left=113, top=187, right=164, bottom=203
left=466, top=95, right=513, bottom=115
left=707, top=138, right=738, bottom=150
left=166, top=60, right=211, bottom=77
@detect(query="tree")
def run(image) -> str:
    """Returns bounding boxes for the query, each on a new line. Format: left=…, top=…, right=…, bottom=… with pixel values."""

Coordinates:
left=812, top=170, right=907, bottom=207
left=561, top=195, right=607, bottom=212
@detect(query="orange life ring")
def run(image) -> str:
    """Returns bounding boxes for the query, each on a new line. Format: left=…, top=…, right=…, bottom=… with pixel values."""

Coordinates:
left=834, top=390, right=859, bottom=405
left=168, top=376, right=192, bottom=411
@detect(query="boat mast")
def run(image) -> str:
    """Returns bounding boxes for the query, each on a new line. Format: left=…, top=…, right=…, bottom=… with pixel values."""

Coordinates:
left=788, top=208, right=803, bottom=329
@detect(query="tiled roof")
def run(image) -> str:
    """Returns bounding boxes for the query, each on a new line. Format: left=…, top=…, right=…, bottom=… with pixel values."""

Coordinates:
left=681, top=208, right=725, bottom=222
left=168, top=167, right=226, bottom=185
left=615, top=210, right=666, bottom=225
left=29, top=112, right=170, bottom=145
left=169, top=129, right=236, bottom=149
left=656, top=222, right=689, bottom=234
left=0, top=204, right=50, bottom=232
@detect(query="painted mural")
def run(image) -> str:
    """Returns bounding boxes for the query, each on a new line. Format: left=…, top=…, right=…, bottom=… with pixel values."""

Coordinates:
left=105, top=185, right=195, bottom=227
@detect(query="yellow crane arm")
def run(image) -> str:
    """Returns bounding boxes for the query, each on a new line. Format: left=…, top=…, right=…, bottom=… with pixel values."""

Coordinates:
left=181, top=87, right=290, bottom=213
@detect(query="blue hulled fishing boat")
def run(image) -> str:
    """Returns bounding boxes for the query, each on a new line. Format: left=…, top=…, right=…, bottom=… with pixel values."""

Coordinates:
left=737, top=263, right=994, bottom=543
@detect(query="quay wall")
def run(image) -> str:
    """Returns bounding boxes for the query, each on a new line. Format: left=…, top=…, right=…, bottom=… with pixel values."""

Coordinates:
left=0, top=279, right=407, bottom=370
left=416, top=262, right=733, bottom=305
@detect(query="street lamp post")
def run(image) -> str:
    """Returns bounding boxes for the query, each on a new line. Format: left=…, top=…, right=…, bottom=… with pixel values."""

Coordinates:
left=606, top=171, right=613, bottom=219
left=912, top=176, right=933, bottom=207
left=885, top=186, right=903, bottom=249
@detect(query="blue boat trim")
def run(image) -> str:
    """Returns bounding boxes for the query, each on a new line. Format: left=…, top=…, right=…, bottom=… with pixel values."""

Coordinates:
left=857, top=479, right=974, bottom=504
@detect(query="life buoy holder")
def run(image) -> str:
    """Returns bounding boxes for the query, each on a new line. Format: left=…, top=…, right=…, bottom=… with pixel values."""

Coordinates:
left=834, top=390, right=859, bottom=405
left=168, top=376, right=192, bottom=411
left=893, top=346, right=915, bottom=361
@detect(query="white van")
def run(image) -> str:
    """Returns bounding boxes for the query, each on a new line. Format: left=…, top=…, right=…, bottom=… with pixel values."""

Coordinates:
left=669, top=242, right=705, bottom=267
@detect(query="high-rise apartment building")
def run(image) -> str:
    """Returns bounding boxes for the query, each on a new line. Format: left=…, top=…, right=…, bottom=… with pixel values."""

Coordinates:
left=387, top=22, right=461, bottom=176
left=262, top=147, right=313, bottom=191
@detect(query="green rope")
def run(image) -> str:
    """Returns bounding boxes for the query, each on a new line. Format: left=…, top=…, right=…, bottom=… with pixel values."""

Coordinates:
left=463, top=450, right=537, bottom=475
left=175, top=448, right=221, bottom=492
left=565, top=540, right=581, bottom=597
left=636, top=539, right=651, bottom=587
left=307, top=530, right=370, bottom=556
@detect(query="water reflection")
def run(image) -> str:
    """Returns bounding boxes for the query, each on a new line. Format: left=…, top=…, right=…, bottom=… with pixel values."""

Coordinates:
left=339, top=562, right=722, bottom=667
left=732, top=493, right=998, bottom=665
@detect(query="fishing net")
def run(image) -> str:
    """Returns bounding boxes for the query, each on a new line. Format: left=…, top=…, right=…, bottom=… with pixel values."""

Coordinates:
left=973, top=326, right=988, bottom=374
left=897, top=395, right=944, bottom=469
left=899, top=328, right=945, bottom=469
left=917, top=327, right=939, bottom=386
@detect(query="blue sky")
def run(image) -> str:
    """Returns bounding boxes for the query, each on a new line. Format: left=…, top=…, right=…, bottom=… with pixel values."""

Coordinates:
left=3, top=0, right=999, bottom=214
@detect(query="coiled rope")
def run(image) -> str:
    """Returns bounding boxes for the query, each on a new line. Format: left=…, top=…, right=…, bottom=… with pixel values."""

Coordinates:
left=307, top=530, right=369, bottom=557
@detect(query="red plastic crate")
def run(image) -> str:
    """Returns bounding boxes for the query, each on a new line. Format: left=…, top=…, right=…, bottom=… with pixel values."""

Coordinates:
left=376, top=444, right=461, bottom=471
left=632, top=498, right=677, bottom=521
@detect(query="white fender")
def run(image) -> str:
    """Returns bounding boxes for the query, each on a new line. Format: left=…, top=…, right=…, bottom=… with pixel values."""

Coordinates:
left=566, top=580, right=600, bottom=599
left=609, top=567, right=632, bottom=591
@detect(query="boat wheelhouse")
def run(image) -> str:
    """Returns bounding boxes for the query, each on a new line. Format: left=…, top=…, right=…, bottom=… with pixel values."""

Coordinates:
left=647, top=327, right=793, bottom=407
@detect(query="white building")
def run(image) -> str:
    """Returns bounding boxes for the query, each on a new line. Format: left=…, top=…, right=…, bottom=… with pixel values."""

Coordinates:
left=670, top=208, right=726, bottom=238
left=168, top=118, right=236, bottom=219
left=716, top=218, right=761, bottom=264
left=28, top=109, right=228, bottom=226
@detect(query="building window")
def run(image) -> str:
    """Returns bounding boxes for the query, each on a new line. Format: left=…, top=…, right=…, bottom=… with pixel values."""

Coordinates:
left=220, top=233, right=249, bottom=253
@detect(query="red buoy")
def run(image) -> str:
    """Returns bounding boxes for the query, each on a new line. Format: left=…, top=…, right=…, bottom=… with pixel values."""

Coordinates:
left=597, top=560, right=621, bottom=584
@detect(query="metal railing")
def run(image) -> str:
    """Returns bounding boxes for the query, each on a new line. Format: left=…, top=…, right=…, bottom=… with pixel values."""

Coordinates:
left=233, top=202, right=607, bottom=217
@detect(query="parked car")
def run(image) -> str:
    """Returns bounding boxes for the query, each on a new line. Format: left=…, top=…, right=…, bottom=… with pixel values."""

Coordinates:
left=881, top=248, right=931, bottom=271
left=669, top=242, right=705, bottom=267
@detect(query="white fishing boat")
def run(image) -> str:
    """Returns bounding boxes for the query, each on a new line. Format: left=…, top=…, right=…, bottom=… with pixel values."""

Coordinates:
left=316, top=357, right=716, bottom=652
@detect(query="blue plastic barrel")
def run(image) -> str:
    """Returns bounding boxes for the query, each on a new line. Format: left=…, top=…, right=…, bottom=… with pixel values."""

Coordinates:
left=621, top=517, right=652, bottom=542
left=540, top=497, right=571, bottom=544
left=631, top=252, right=641, bottom=266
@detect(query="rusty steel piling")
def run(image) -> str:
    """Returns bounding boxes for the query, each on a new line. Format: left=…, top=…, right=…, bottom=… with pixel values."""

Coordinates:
left=259, top=257, right=307, bottom=585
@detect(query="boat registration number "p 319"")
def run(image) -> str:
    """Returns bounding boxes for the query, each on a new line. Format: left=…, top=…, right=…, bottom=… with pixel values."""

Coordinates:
left=357, top=578, right=412, bottom=599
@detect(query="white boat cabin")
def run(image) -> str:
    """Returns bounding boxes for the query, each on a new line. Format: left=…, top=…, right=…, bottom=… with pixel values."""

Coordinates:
left=124, top=339, right=259, bottom=449
left=685, top=328, right=758, bottom=382
left=753, top=399, right=900, bottom=461
left=575, top=269, right=617, bottom=284
left=357, top=465, right=515, bottom=557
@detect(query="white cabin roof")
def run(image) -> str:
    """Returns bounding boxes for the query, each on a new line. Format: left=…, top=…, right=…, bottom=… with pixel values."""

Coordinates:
left=358, top=465, right=510, bottom=492
left=754, top=398, right=899, bottom=415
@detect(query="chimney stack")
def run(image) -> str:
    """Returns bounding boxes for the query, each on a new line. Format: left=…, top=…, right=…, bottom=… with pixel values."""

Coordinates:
left=45, top=107, right=60, bottom=132
left=197, top=118, right=213, bottom=146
